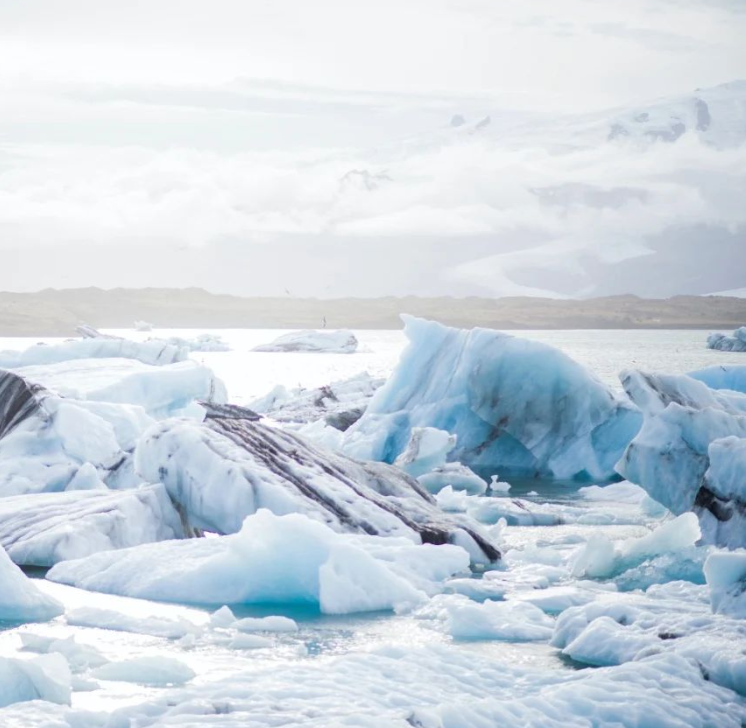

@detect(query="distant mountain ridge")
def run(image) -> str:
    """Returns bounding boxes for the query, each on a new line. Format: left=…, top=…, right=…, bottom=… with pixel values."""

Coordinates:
left=1, top=288, right=746, bottom=336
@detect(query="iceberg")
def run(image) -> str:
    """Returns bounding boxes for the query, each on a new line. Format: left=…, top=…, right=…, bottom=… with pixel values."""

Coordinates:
left=0, top=543, right=63, bottom=623
left=0, top=485, right=183, bottom=566
left=617, top=369, right=746, bottom=546
left=0, top=370, right=153, bottom=495
left=158, top=333, right=231, bottom=352
left=0, top=331, right=188, bottom=368
left=253, top=329, right=358, bottom=353
left=707, top=327, right=746, bottom=352
left=249, top=372, right=383, bottom=430
left=14, top=358, right=226, bottom=417
left=344, top=317, right=641, bottom=481
left=134, top=412, right=499, bottom=562
left=47, top=509, right=471, bottom=614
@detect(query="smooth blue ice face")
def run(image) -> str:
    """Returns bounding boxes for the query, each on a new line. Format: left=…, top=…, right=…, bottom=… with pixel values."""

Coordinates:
left=344, top=316, right=641, bottom=481
left=689, top=364, right=746, bottom=393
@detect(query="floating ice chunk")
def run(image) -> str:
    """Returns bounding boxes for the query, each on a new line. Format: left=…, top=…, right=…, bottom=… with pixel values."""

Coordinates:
left=552, top=587, right=746, bottom=695
left=436, top=487, right=563, bottom=526
left=48, top=510, right=470, bottom=615
left=394, top=427, right=456, bottom=478
left=0, top=544, right=63, bottom=623
left=419, top=594, right=554, bottom=641
left=250, top=372, right=383, bottom=430
left=253, top=330, right=358, bottom=353
left=92, top=656, right=195, bottom=686
left=568, top=513, right=701, bottom=579
left=66, top=606, right=202, bottom=639
left=618, top=369, right=746, bottom=546
left=704, top=550, right=746, bottom=618
left=706, top=327, right=746, bottom=352
left=0, top=485, right=183, bottom=566
left=20, top=634, right=107, bottom=672
left=578, top=480, right=649, bottom=503
left=690, top=364, right=746, bottom=393
left=418, top=462, right=487, bottom=495
left=0, top=654, right=71, bottom=708
left=234, top=616, right=299, bottom=633
left=0, top=333, right=187, bottom=368
left=488, top=474, right=511, bottom=493
left=506, top=582, right=618, bottom=615
left=345, top=316, right=641, bottom=481
left=134, top=414, right=498, bottom=563
left=209, top=605, right=237, bottom=629
left=15, top=358, right=226, bottom=418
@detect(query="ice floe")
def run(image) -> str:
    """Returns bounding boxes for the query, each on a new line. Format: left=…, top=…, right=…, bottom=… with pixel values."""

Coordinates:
left=707, top=327, right=746, bottom=352
left=253, top=329, right=358, bottom=353
left=47, top=509, right=471, bottom=614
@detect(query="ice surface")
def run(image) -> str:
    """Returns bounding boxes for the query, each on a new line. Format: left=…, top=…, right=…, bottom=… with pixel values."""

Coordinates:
left=0, top=654, right=71, bottom=708
left=250, top=372, right=383, bottom=430
left=65, top=606, right=202, bottom=639
left=48, top=509, right=471, bottom=614
left=0, top=485, right=183, bottom=566
left=394, top=427, right=457, bottom=478
left=345, top=317, right=641, bottom=480
left=418, top=463, right=488, bottom=496
left=690, top=364, right=746, bottom=393
left=418, top=594, right=555, bottom=641
left=551, top=584, right=746, bottom=695
left=253, top=329, right=358, bottom=353
left=134, top=414, right=499, bottom=562
left=707, top=327, right=746, bottom=352
left=92, top=656, right=195, bottom=686
left=15, top=358, right=226, bottom=418
left=705, top=551, right=746, bottom=618
left=0, top=544, right=63, bottom=623
left=618, top=369, right=746, bottom=546
left=0, top=334, right=187, bottom=368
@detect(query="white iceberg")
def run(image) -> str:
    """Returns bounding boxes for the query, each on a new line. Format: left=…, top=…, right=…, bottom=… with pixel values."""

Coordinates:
left=344, top=316, right=641, bottom=481
left=0, top=543, right=63, bottom=623
left=418, top=463, right=488, bottom=496
left=0, top=485, right=183, bottom=566
left=253, top=329, right=358, bottom=353
left=0, top=331, right=187, bottom=368
left=47, top=509, right=470, bottom=614
left=134, top=413, right=499, bottom=562
left=617, top=369, right=746, bottom=546
left=158, top=333, right=231, bottom=352
left=707, top=327, right=746, bottom=352
left=92, top=656, right=195, bottom=687
left=249, top=371, right=383, bottom=430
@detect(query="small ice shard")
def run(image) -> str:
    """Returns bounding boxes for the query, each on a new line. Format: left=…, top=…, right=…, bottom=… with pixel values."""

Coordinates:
left=253, top=329, right=358, bottom=354
left=233, top=616, right=299, bottom=633
left=394, top=427, right=456, bottom=478
left=418, top=463, right=487, bottom=496
left=489, top=475, right=511, bottom=494
left=92, top=656, right=195, bottom=687
left=0, top=654, right=71, bottom=708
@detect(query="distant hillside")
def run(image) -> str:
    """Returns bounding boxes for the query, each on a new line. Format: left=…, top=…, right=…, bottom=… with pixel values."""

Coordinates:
left=1, top=288, right=745, bottom=336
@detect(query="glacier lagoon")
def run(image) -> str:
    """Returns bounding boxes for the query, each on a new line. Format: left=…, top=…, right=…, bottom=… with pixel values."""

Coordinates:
left=0, top=326, right=744, bottom=726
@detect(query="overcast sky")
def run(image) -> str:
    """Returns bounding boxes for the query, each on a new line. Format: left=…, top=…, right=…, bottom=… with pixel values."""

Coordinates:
left=1, top=0, right=745, bottom=297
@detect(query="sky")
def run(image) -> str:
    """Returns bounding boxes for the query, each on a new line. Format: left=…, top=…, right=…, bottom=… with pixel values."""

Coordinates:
left=1, top=0, right=745, bottom=298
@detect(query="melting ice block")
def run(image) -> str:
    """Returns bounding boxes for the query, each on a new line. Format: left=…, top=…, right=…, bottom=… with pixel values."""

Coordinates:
left=134, top=413, right=499, bottom=563
left=253, top=329, right=358, bottom=353
left=47, top=509, right=471, bottom=614
left=704, top=550, right=746, bottom=618
left=617, top=369, right=746, bottom=546
left=344, top=316, right=641, bottom=481
left=706, top=327, right=746, bottom=352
